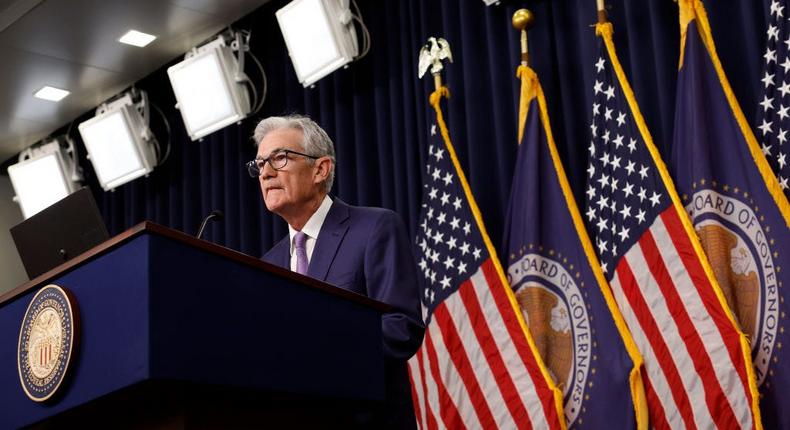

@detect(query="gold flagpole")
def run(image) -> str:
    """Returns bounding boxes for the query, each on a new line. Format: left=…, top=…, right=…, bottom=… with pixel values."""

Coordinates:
left=433, top=73, right=442, bottom=92
left=597, top=0, right=608, bottom=23
left=511, top=9, right=534, bottom=67
left=513, top=9, right=535, bottom=143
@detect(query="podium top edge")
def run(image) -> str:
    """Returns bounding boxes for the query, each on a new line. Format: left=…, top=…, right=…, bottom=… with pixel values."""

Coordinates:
left=0, top=221, right=391, bottom=314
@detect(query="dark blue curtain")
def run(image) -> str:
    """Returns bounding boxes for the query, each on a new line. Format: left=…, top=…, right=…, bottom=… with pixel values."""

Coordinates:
left=62, top=0, right=767, bottom=259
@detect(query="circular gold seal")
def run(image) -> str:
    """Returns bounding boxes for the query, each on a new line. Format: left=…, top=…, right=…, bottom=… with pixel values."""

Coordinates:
left=686, top=188, right=782, bottom=385
left=507, top=252, right=593, bottom=426
left=17, top=284, right=79, bottom=402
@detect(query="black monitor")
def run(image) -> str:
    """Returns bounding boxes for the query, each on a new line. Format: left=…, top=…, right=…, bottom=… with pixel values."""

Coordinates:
left=10, top=188, right=109, bottom=279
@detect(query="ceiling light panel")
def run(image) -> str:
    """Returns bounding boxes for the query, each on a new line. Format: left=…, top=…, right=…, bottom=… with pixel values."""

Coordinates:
left=119, top=30, right=157, bottom=47
left=33, top=86, right=70, bottom=102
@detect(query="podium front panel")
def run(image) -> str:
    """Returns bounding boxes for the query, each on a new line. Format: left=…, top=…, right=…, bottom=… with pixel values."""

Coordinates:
left=0, top=236, right=152, bottom=429
left=0, top=229, right=384, bottom=428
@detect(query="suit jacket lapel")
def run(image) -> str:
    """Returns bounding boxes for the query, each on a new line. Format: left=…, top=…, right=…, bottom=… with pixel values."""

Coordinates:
left=308, top=198, right=350, bottom=281
left=277, top=237, right=290, bottom=268
left=266, top=236, right=291, bottom=269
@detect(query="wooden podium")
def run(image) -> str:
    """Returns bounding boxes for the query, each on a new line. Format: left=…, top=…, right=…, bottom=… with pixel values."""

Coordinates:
left=0, top=222, right=388, bottom=429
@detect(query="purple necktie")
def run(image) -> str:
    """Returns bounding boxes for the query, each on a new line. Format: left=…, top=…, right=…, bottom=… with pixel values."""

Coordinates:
left=293, top=231, right=308, bottom=275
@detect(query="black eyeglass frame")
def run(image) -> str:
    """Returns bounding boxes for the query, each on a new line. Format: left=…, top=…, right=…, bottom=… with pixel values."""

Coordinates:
left=246, top=149, right=320, bottom=177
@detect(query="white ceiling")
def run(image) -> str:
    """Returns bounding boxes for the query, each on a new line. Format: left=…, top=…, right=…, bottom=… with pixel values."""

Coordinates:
left=0, top=0, right=270, bottom=161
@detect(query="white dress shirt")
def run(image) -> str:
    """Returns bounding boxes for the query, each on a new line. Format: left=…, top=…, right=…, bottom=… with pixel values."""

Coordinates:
left=288, top=195, right=333, bottom=272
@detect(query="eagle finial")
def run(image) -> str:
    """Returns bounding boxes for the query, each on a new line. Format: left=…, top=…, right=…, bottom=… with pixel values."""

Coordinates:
left=418, top=37, right=453, bottom=79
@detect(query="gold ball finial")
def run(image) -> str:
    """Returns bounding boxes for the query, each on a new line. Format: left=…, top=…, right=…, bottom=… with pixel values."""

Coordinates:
left=512, top=9, right=534, bottom=32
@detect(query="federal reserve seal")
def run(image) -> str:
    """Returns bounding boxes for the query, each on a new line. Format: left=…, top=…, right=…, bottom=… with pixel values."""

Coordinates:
left=686, top=188, right=781, bottom=385
left=507, top=252, right=593, bottom=426
left=18, top=284, right=79, bottom=402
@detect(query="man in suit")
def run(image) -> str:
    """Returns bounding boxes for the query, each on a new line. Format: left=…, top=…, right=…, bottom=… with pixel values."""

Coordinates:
left=250, top=114, right=424, bottom=428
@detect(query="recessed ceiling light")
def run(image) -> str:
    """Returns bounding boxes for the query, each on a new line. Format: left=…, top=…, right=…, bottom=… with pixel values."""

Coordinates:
left=119, top=30, right=156, bottom=47
left=34, top=86, right=70, bottom=102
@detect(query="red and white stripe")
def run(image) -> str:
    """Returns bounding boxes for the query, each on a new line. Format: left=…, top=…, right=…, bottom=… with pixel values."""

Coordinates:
left=608, top=206, right=755, bottom=429
left=408, top=259, right=562, bottom=430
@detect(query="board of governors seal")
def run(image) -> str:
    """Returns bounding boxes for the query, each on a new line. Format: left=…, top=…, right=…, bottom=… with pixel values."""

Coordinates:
left=18, top=284, right=79, bottom=402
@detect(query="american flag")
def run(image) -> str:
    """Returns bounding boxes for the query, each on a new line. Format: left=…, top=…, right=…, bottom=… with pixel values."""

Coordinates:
left=584, top=22, right=757, bottom=429
left=407, top=91, right=563, bottom=430
left=759, top=0, right=790, bottom=194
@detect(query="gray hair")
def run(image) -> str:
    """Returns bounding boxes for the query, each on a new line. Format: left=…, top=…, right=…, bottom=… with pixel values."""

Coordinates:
left=253, top=114, right=336, bottom=193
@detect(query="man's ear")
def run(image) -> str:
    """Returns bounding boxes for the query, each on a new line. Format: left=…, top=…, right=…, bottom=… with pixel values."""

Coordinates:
left=313, top=157, right=332, bottom=184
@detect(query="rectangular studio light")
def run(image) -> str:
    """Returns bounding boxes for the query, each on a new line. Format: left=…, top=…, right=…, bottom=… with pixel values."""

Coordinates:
left=78, top=102, right=156, bottom=191
left=34, top=86, right=70, bottom=102
left=167, top=38, right=250, bottom=140
left=276, top=0, right=358, bottom=87
left=8, top=143, right=75, bottom=219
left=119, top=30, right=157, bottom=47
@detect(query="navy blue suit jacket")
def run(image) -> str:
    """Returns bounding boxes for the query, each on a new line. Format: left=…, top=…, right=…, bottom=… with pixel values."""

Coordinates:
left=262, top=198, right=425, bottom=361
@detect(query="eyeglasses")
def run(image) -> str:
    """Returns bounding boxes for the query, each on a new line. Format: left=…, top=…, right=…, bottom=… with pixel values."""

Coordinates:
left=246, top=149, right=319, bottom=177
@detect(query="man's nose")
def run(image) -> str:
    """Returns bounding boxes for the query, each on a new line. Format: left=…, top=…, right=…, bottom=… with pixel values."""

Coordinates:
left=260, top=160, right=276, bottom=179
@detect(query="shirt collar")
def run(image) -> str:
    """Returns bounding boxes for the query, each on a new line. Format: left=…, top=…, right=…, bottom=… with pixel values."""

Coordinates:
left=288, top=195, right=333, bottom=251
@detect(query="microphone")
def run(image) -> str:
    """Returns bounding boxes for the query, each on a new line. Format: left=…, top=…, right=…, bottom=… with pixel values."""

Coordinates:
left=196, top=210, right=224, bottom=240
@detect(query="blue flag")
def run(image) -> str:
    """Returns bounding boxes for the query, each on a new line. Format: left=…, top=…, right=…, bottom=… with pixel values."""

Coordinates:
left=502, top=65, right=646, bottom=429
left=671, top=0, right=785, bottom=427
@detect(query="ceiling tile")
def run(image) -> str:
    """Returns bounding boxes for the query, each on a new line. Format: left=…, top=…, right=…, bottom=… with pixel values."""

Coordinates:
left=0, top=0, right=269, bottom=160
